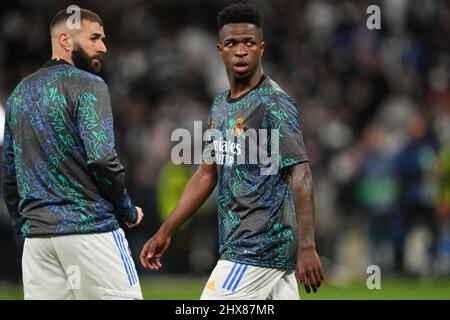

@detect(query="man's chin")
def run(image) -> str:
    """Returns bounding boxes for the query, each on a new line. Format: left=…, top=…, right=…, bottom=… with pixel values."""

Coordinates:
left=232, top=70, right=252, bottom=80
left=78, top=62, right=102, bottom=75
left=90, top=62, right=102, bottom=74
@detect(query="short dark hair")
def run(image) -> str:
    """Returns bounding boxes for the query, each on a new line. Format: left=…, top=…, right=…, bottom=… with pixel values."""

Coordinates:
left=217, top=2, right=263, bottom=31
left=50, top=8, right=103, bottom=31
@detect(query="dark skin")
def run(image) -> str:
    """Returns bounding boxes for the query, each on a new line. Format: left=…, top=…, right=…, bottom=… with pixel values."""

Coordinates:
left=290, top=163, right=324, bottom=293
left=140, top=23, right=324, bottom=294
left=217, top=23, right=265, bottom=98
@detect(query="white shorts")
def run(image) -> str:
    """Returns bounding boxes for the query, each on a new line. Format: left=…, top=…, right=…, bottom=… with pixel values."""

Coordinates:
left=22, top=228, right=143, bottom=300
left=200, top=260, right=300, bottom=300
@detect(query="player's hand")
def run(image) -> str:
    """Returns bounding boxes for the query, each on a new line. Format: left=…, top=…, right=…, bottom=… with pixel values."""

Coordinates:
left=140, top=230, right=171, bottom=270
left=125, top=206, right=144, bottom=228
left=296, top=247, right=324, bottom=294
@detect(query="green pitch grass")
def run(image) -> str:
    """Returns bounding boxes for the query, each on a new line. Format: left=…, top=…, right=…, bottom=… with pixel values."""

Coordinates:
left=1, top=276, right=450, bottom=300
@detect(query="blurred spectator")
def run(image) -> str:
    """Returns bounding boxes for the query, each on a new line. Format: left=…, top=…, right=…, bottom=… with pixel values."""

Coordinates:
left=392, top=113, right=439, bottom=275
left=356, top=123, right=398, bottom=271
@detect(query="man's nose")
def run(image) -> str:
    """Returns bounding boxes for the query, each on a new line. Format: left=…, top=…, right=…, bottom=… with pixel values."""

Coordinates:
left=234, top=43, right=247, bottom=57
left=97, top=40, right=107, bottom=54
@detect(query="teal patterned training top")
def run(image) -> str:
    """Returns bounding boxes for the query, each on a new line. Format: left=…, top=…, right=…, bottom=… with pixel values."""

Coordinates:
left=205, top=75, right=309, bottom=270
left=2, top=59, right=137, bottom=238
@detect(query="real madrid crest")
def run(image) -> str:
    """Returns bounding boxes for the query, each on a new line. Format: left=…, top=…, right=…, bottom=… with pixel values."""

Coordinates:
left=234, top=117, right=244, bottom=135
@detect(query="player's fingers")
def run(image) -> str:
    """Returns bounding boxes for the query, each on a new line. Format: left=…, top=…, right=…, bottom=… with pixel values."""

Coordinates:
left=303, top=282, right=311, bottom=294
left=140, top=245, right=150, bottom=268
left=313, top=269, right=323, bottom=287
left=143, top=242, right=154, bottom=266
left=146, top=255, right=155, bottom=269
left=150, top=254, right=162, bottom=269
left=155, top=257, right=162, bottom=269
left=149, top=257, right=161, bottom=270
left=318, top=265, right=325, bottom=281
left=148, top=260, right=158, bottom=270
left=307, top=270, right=318, bottom=293
left=298, top=272, right=311, bottom=294
left=147, top=240, right=157, bottom=259
left=139, top=254, right=147, bottom=268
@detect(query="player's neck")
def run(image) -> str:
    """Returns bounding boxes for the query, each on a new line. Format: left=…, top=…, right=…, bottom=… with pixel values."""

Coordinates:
left=229, top=69, right=264, bottom=99
left=51, top=52, right=75, bottom=66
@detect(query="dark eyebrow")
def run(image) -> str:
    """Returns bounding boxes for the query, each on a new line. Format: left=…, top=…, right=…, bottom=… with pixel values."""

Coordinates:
left=90, top=33, right=105, bottom=40
left=224, top=36, right=256, bottom=42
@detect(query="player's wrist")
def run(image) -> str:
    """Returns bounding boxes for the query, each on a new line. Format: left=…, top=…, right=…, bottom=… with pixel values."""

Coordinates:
left=299, top=243, right=316, bottom=252
left=131, top=207, right=139, bottom=222
left=158, top=223, right=174, bottom=238
left=122, top=207, right=138, bottom=225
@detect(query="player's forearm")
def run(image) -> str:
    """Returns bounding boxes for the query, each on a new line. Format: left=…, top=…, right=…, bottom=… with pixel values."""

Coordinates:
left=159, top=165, right=217, bottom=236
left=89, top=154, right=137, bottom=223
left=291, top=163, right=316, bottom=251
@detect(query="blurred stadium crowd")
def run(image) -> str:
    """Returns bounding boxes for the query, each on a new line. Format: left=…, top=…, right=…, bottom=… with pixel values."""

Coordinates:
left=0, top=0, right=450, bottom=284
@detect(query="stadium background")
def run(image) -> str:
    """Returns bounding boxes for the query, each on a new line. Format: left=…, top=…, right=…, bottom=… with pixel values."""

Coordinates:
left=1, top=0, right=450, bottom=299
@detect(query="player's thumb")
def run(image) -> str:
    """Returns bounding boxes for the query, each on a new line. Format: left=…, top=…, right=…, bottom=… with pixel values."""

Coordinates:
left=147, top=241, right=156, bottom=259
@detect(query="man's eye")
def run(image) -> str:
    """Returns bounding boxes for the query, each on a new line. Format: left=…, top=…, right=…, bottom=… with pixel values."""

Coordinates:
left=226, top=42, right=234, bottom=47
left=246, top=41, right=254, bottom=47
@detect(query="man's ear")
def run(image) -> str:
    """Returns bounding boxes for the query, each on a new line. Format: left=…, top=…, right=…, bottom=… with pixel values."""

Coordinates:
left=260, top=41, right=265, bottom=58
left=59, top=33, right=73, bottom=52
left=217, top=43, right=223, bottom=60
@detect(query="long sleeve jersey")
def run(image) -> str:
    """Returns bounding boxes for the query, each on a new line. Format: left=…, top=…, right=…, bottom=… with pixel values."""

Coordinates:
left=2, top=59, right=137, bottom=238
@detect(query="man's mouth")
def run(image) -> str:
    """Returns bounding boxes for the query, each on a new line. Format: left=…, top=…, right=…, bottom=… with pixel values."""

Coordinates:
left=233, top=62, right=249, bottom=73
left=91, top=57, right=102, bottom=65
